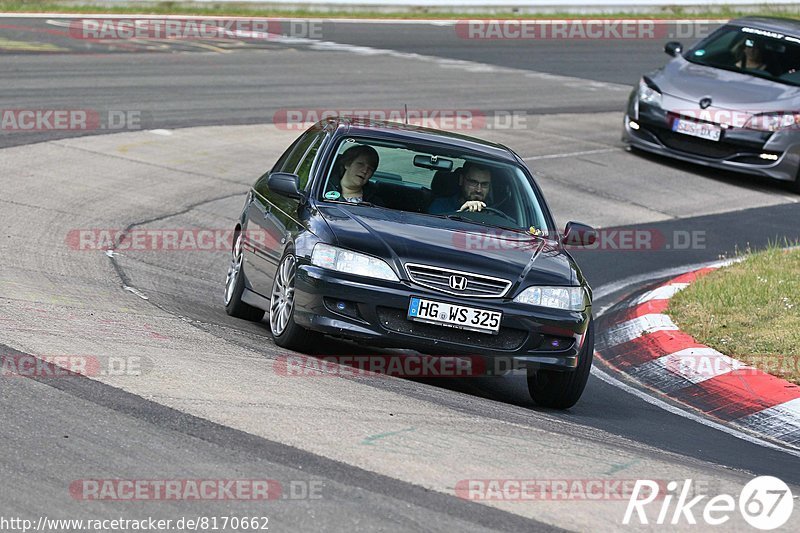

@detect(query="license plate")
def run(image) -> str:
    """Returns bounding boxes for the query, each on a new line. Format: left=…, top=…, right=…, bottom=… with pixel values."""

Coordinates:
left=672, top=118, right=721, bottom=141
left=407, top=297, right=501, bottom=335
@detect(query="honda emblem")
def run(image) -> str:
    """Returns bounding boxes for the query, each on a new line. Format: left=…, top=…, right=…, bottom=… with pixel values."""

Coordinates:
left=449, top=275, right=468, bottom=291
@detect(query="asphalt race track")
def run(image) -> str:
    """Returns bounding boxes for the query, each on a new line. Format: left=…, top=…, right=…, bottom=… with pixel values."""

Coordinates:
left=1, top=15, right=800, bottom=532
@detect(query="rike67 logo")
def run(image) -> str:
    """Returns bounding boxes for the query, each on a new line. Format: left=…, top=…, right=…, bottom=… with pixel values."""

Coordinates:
left=624, top=476, right=793, bottom=529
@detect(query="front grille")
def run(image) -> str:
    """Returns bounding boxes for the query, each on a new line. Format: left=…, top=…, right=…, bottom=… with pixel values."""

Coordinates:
left=405, top=263, right=511, bottom=298
left=655, top=130, right=743, bottom=159
left=376, top=307, right=528, bottom=350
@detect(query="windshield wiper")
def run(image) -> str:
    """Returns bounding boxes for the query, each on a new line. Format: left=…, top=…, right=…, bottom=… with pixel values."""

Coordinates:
left=443, top=214, right=536, bottom=234
left=329, top=200, right=375, bottom=207
left=441, top=214, right=490, bottom=227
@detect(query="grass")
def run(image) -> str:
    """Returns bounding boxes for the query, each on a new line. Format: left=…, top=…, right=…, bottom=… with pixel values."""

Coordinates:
left=1, top=1, right=799, bottom=20
left=667, top=245, right=800, bottom=385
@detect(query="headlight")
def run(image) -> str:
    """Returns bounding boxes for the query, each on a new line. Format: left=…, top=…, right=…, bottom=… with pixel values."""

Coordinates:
left=311, top=243, right=398, bottom=282
left=638, top=78, right=662, bottom=107
left=513, top=286, right=587, bottom=311
left=745, top=112, right=800, bottom=132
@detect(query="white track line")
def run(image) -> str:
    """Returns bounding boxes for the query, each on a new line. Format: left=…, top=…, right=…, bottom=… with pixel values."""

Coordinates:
left=523, top=148, right=620, bottom=161
left=598, top=313, right=678, bottom=348
left=123, top=286, right=149, bottom=300
left=632, top=282, right=689, bottom=305
left=591, top=364, right=800, bottom=458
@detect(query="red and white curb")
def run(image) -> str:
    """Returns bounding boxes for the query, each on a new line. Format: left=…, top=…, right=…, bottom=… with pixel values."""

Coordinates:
left=596, top=267, right=800, bottom=448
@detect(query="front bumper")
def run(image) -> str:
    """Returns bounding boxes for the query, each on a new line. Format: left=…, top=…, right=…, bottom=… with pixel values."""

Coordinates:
left=291, top=264, right=591, bottom=372
left=622, top=95, right=800, bottom=183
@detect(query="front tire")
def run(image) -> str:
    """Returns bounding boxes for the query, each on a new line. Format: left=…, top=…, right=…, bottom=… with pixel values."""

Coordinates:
left=269, top=251, right=320, bottom=351
left=224, top=231, right=265, bottom=322
left=527, top=319, right=594, bottom=409
left=791, top=168, right=800, bottom=194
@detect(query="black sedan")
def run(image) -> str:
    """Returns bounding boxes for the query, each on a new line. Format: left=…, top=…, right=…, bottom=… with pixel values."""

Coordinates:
left=224, top=117, right=597, bottom=408
left=624, top=17, right=800, bottom=191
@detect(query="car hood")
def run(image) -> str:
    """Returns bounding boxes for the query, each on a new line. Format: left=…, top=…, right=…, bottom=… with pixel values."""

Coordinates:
left=317, top=204, right=578, bottom=288
left=653, top=57, right=800, bottom=111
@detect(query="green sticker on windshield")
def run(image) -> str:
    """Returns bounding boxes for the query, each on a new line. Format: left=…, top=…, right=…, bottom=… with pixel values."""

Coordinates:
left=325, top=190, right=341, bottom=200
left=694, top=49, right=706, bottom=56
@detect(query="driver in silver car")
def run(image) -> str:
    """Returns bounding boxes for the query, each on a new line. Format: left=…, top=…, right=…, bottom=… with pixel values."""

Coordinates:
left=428, top=162, right=494, bottom=214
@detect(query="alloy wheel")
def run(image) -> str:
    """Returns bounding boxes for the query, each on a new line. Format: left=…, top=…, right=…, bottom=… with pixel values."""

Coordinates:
left=270, top=254, right=296, bottom=336
left=224, top=233, right=243, bottom=305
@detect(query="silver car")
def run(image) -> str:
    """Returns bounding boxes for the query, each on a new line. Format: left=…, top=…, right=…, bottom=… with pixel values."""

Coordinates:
left=623, top=17, right=800, bottom=191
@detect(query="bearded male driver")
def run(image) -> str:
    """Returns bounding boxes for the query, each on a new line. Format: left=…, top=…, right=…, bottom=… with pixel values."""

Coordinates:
left=428, top=162, right=494, bottom=214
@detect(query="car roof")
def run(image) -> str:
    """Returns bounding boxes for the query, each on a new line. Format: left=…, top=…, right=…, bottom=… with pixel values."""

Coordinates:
left=727, top=17, right=800, bottom=37
left=318, top=116, right=521, bottom=164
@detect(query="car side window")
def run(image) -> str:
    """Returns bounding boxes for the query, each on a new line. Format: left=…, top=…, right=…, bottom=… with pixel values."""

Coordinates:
left=253, top=171, right=270, bottom=200
left=294, top=132, right=326, bottom=190
left=255, top=127, right=323, bottom=199
left=269, top=126, right=321, bottom=174
left=278, top=127, right=321, bottom=174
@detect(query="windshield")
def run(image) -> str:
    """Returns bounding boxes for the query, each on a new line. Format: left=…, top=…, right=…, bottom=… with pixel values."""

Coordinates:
left=685, top=24, right=800, bottom=86
left=318, top=136, right=552, bottom=234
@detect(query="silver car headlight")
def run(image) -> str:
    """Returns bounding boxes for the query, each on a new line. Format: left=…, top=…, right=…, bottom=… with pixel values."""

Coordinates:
left=638, top=78, right=662, bottom=107
left=745, top=112, right=800, bottom=132
left=311, top=243, right=398, bottom=282
left=513, top=286, right=587, bottom=311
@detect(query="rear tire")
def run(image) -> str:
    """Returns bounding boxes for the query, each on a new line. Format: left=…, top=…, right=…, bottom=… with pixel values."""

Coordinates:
left=269, top=251, right=321, bottom=352
left=224, top=231, right=265, bottom=322
left=527, top=319, right=594, bottom=409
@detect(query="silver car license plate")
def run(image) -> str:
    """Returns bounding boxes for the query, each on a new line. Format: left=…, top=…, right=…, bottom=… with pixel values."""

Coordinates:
left=672, top=118, right=721, bottom=142
left=407, top=297, right=501, bottom=335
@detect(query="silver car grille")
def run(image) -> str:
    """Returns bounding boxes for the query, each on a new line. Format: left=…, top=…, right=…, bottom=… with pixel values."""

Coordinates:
left=404, top=263, right=511, bottom=298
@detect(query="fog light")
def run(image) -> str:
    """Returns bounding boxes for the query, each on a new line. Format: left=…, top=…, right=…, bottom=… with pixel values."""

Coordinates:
left=759, top=153, right=779, bottom=161
left=324, top=297, right=361, bottom=320
left=539, top=335, right=575, bottom=351
left=628, top=121, right=640, bottom=130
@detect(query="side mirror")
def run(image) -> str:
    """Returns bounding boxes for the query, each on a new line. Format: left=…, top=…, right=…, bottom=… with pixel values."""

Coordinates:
left=267, top=172, right=305, bottom=201
left=561, top=222, right=597, bottom=247
left=664, top=41, right=683, bottom=57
